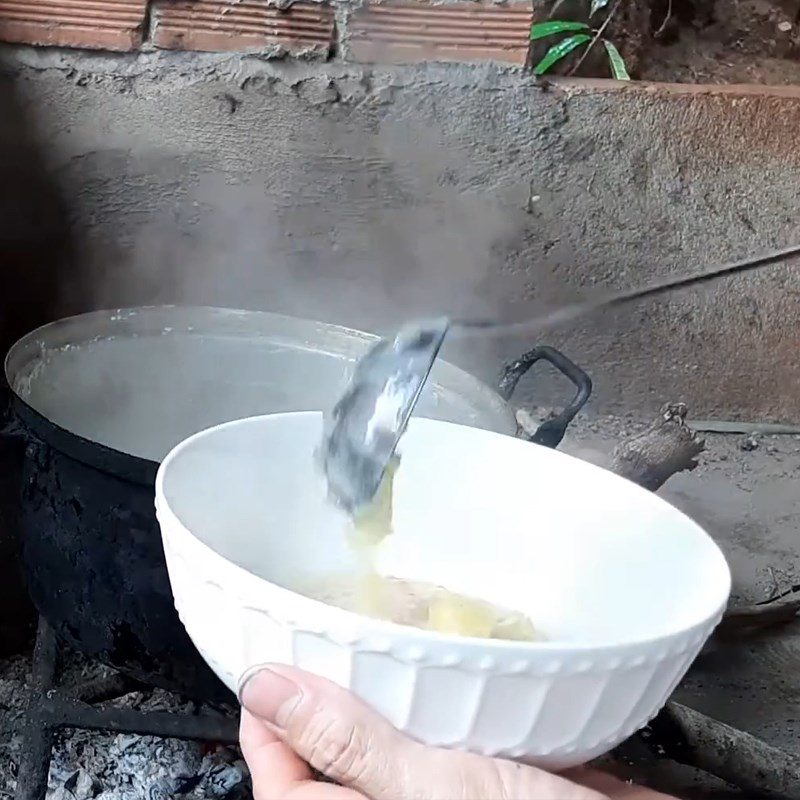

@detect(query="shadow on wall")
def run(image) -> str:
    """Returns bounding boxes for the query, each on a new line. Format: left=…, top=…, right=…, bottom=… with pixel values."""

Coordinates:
left=0, top=58, right=76, bottom=655
left=0, top=60, right=75, bottom=351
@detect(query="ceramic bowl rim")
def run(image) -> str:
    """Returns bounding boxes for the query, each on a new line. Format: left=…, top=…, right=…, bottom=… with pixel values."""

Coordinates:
left=155, top=411, right=732, bottom=656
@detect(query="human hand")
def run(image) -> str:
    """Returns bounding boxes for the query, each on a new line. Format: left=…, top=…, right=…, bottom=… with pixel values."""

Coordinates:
left=239, top=665, right=677, bottom=800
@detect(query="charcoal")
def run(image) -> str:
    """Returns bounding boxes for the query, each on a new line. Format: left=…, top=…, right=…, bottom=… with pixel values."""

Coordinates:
left=0, top=652, right=249, bottom=800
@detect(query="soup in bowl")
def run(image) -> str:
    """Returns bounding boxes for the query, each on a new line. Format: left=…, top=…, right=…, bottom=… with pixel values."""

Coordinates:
left=155, top=411, right=730, bottom=768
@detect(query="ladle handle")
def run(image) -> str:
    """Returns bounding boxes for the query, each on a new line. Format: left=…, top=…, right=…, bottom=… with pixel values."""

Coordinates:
left=498, top=346, right=592, bottom=448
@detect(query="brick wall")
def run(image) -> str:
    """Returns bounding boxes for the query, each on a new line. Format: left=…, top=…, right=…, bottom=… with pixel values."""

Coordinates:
left=0, top=0, right=535, bottom=65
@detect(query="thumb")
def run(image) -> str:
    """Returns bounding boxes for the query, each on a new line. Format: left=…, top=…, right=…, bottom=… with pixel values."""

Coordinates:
left=239, top=665, right=607, bottom=800
left=239, top=666, right=412, bottom=800
left=239, top=665, right=417, bottom=798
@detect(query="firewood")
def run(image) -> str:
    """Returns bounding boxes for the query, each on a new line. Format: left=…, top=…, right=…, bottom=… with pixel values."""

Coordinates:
left=607, top=403, right=704, bottom=490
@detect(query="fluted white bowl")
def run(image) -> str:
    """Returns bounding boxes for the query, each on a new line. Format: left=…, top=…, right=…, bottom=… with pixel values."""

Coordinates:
left=155, top=411, right=730, bottom=768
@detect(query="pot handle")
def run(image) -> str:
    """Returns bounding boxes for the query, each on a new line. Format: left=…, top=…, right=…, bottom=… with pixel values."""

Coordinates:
left=0, top=415, right=26, bottom=442
left=497, top=346, right=592, bottom=448
left=0, top=398, right=33, bottom=480
left=0, top=404, right=49, bottom=479
left=0, top=395, right=26, bottom=442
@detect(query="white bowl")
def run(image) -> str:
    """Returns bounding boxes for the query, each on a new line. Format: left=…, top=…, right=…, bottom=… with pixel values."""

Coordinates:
left=155, top=411, right=730, bottom=769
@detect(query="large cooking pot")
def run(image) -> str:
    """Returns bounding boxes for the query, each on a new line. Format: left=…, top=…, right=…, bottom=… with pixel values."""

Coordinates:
left=3, top=306, right=591, bottom=700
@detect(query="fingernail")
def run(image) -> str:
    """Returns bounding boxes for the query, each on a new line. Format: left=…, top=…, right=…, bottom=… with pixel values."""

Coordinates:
left=238, top=667, right=301, bottom=730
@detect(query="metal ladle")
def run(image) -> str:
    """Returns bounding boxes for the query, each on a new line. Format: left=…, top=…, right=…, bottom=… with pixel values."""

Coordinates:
left=320, top=243, right=800, bottom=514
left=319, top=316, right=450, bottom=514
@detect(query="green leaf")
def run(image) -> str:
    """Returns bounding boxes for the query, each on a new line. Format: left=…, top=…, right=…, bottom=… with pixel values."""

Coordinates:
left=533, top=33, right=592, bottom=75
left=530, top=20, right=590, bottom=40
left=603, top=40, right=631, bottom=80
left=590, top=0, right=610, bottom=15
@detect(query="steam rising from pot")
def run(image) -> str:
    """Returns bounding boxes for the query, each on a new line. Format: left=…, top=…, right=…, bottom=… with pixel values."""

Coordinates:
left=77, top=121, right=528, bottom=338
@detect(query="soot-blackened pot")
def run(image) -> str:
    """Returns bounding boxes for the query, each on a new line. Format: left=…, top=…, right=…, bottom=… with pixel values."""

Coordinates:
left=3, top=306, right=590, bottom=700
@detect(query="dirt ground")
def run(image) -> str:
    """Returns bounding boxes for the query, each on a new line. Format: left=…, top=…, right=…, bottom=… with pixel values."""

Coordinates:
left=546, top=0, right=800, bottom=84
left=641, top=0, right=800, bottom=84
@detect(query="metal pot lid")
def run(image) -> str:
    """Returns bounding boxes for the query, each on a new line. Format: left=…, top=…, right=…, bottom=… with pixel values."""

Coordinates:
left=5, top=306, right=514, bottom=464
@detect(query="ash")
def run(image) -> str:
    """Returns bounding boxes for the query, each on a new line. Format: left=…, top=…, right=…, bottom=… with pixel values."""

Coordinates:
left=0, top=652, right=250, bottom=800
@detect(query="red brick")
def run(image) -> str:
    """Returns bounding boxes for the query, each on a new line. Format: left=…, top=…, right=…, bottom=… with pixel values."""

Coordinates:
left=0, top=0, right=146, bottom=51
left=151, top=0, right=335, bottom=56
left=348, top=0, right=533, bottom=66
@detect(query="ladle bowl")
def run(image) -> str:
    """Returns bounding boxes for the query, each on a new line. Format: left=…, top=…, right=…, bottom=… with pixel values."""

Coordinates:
left=155, top=411, right=730, bottom=768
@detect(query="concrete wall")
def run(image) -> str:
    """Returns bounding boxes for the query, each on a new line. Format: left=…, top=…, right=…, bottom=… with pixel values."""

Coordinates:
left=2, top=45, right=800, bottom=421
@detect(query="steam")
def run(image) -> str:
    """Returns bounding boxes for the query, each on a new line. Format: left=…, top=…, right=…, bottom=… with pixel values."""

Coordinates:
left=85, top=116, right=528, bottom=339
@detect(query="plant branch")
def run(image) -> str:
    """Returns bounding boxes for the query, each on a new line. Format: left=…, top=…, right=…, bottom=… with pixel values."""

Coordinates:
left=654, top=0, right=672, bottom=39
left=547, top=0, right=571, bottom=19
left=759, top=582, right=800, bottom=605
left=715, top=586, right=800, bottom=640
left=567, top=0, right=621, bottom=77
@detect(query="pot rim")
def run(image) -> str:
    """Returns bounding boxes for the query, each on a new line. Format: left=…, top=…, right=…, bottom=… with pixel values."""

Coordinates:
left=4, top=305, right=515, bottom=485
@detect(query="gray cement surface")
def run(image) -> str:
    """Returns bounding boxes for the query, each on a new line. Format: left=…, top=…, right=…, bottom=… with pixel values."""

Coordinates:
left=561, top=414, right=800, bottom=763
left=2, top=43, right=800, bottom=796
left=1, top=47, right=800, bottom=422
